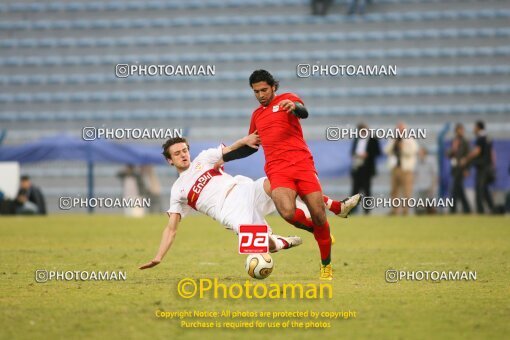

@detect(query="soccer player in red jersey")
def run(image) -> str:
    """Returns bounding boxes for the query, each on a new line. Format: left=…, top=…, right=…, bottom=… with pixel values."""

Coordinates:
left=220, top=70, right=361, bottom=280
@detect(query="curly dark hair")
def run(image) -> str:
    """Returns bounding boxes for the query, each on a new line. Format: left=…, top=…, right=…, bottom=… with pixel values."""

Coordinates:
left=249, top=69, right=279, bottom=91
left=162, top=137, right=189, bottom=160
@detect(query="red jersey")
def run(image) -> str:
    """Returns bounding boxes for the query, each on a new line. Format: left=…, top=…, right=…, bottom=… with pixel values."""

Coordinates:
left=249, top=92, right=316, bottom=176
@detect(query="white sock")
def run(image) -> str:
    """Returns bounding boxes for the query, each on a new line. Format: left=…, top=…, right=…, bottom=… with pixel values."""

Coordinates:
left=269, top=234, right=286, bottom=253
left=325, top=197, right=333, bottom=209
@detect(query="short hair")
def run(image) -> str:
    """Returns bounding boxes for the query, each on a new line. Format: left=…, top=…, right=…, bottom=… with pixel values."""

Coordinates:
left=162, top=137, right=189, bottom=160
left=475, top=120, right=485, bottom=130
left=20, top=175, right=30, bottom=181
left=249, top=69, right=279, bottom=91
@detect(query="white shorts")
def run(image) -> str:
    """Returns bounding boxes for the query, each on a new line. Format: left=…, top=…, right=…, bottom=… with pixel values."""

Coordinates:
left=219, top=176, right=275, bottom=234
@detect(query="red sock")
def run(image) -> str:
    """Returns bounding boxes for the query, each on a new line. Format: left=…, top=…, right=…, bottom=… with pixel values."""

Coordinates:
left=323, top=195, right=342, bottom=215
left=286, top=209, right=314, bottom=233
left=288, top=208, right=332, bottom=265
left=313, top=220, right=331, bottom=265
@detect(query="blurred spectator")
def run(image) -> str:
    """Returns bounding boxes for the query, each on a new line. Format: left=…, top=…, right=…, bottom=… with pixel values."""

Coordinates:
left=506, top=164, right=510, bottom=213
left=447, top=123, right=472, bottom=214
left=347, top=0, right=372, bottom=15
left=0, top=190, right=15, bottom=215
left=415, top=147, right=437, bottom=215
left=350, top=123, right=381, bottom=214
left=461, top=121, right=496, bottom=214
left=0, top=190, right=8, bottom=214
left=311, top=0, right=333, bottom=16
left=141, top=165, right=162, bottom=214
left=15, top=175, right=47, bottom=215
left=117, top=165, right=146, bottom=217
left=384, top=122, right=419, bottom=216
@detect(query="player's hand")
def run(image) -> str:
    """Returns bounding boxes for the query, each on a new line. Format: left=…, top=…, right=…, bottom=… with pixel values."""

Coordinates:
left=243, top=131, right=260, bottom=149
left=139, top=259, right=161, bottom=270
left=213, top=159, right=225, bottom=171
left=278, top=99, right=296, bottom=113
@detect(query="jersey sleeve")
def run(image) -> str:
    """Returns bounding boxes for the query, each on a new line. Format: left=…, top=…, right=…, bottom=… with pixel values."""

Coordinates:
left=196, top=145, right=223, bottom=165
left=167, top=190, right=191, bottom=218
left=284, top=92, right=304, bottom=105
left=249, top=112, right=256, bottom=134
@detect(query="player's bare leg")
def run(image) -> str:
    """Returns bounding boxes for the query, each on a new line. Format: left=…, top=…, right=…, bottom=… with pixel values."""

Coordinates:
left=270, top=187, right=332, bottom=280
left=301, top=191, right=327, bottom=226
left=271, top=187, right=298, bottom=219
left=265, top=179, right=359, bottom=220
left=266, top=179, right=340, bottom=243
left=271, top=187, right=315, bottom=232
left=302, top=191, right=333, bottom=280
left=259, top=181, right=303, bottom=253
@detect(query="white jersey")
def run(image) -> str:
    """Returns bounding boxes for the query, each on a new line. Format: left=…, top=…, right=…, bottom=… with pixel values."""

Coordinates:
left=167, top=145, right=238, bottom=221
left=166, top=145, right=312, bottom=234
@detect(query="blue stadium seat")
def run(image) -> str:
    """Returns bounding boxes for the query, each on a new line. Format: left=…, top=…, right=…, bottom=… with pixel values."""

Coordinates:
left=1, top=9, right=509, bottom=31
left=1, top=84, right=509, bottom=105
left=1, top=103, right=509, bottom=123
left=3, top=28, right=509, bottom=49
left=1, top=1, right=466, bottom=14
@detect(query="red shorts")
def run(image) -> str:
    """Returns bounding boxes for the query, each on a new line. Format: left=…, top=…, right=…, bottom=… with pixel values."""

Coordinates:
left=268, top=166, right=322, bottom=196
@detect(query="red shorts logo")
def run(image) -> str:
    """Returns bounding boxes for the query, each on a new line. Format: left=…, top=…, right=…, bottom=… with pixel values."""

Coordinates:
left=238, top=225, right=269, bottom=254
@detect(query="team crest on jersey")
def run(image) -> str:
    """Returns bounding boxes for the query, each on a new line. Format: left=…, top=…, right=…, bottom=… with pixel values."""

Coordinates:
left=272, top=105, right=279, bottom=112
left=194, top=162, right=203, bottom=171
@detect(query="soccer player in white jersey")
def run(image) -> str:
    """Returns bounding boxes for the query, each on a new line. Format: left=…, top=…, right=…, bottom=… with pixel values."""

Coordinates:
left=139, top=134, right=359, bottom=270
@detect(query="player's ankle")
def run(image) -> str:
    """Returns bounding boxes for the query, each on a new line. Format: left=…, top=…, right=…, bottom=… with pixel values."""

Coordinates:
left=321, top=258, right=331, bottom=266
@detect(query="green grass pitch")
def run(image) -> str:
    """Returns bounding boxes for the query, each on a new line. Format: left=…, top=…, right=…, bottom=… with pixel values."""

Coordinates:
left=1, top=214, right=509, bottom=339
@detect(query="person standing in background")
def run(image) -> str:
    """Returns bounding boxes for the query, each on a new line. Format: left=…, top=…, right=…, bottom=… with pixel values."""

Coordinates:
left=117, top=165, right=146, bottom=217
left=350, top=123, right=381, bottom=214
left=461, top=121, right=496, bottom=214
left=384, top=122, right=419, bottom=216
left=347, top=0, right=373, bottom=15
left=415, top=147, right=437, bottom=215
left=447, top=123, right=471, bottom=214
left=141, top=165, right=162, bottom=214
left=311, top=0, right=333, bottom=16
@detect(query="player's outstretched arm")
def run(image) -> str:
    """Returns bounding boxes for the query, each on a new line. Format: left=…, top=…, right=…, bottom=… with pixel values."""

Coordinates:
left=220, top=131, right=260, bottom=165
left=139, top=213, right=180, bottom=270
left=223, top=130, right=260, bottom=154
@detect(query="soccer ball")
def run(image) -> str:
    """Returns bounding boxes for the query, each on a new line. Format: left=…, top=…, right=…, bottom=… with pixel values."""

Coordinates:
left=245, top=254, right=274, bottom=279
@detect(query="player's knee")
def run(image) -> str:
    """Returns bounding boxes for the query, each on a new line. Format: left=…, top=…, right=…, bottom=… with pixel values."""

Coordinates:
left=273, top=198, right=297, bottom=221
left=310, top=211, right=327, bottom=226
left=279, top=207, right=296, bottom=221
